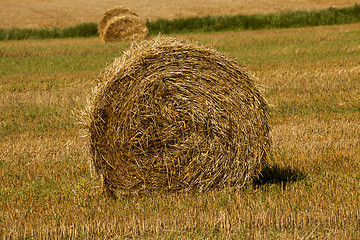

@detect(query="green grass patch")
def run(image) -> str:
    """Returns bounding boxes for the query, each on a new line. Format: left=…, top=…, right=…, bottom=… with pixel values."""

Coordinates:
left=273, top=99, right=360, bottom=117
left=0, top=52, right=121, bottom=75
left=0, top=41, right=129, bottom=75
left=0, top=103, right=73, bottom=137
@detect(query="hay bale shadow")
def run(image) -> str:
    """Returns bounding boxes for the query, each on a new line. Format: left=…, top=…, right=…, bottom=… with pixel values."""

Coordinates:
left=254, top=164, right=307, bottom=188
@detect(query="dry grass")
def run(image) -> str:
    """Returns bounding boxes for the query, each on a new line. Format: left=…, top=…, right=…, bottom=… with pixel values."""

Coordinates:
left=0, top=24, right=359, bottom=239
left=0, top=0, right=359, bottom=28
left=82, top=36, right=270, bottom=197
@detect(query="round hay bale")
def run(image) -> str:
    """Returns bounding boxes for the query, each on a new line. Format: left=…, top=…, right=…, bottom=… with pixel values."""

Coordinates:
left=82, top=36, right=270, bottom=197
left=101, top=14, right=149, bottom=42
left=98, top=6, right=138, bottom=38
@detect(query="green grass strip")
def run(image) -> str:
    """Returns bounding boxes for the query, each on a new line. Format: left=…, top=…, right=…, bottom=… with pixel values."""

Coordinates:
left=0, top=23, right=98, bottom=41
left=0, top=5, right=359, bottom=41
left=147, top=4, right=360, bottom=34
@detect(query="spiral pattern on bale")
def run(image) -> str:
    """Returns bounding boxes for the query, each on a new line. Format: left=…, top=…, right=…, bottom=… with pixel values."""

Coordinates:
left=82, top=36, right=270, bottom=197
left=98, top=6, right=138, bottom=39
left=102, top=14, right=149, bottom=42
left=98, top=6, right=148, bottom=42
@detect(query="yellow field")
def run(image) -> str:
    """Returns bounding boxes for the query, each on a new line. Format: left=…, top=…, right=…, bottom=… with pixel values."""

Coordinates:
left=1, top=22, right=359, bottom=238
left=0, top=0, right=359, bottom=28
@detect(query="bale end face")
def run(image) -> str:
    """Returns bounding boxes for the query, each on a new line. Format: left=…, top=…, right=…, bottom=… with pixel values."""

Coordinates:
left=98, top=6, right=138, bottom=38
left=102, top=15, right=149, bottom=42
left=82, top=36, right=270, bottom=198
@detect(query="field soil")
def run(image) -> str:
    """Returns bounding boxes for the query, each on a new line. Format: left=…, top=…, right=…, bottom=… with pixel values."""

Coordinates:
left=0, top=0, right=359, bottom=29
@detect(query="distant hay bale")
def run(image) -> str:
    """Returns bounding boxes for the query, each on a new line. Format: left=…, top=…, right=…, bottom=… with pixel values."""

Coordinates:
left=98, top=6, right=137, bottom=38
left=101, top=14, right=149, bottom=42
left=82, top=36, right=270, bottom=198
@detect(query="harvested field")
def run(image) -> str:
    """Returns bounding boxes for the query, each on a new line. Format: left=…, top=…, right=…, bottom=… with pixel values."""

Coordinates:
left=0, top=0, right=358, bottom=28
left=0, top=1, right=359, bottom=236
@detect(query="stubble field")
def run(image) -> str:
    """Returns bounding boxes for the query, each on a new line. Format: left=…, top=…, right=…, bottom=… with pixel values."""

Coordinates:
left=1, top=1, right=360, bottom=239
left=0, top=0, right=359, bottom=28
left=1, top=21, right=359, bottom=238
